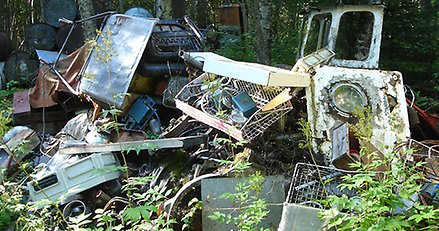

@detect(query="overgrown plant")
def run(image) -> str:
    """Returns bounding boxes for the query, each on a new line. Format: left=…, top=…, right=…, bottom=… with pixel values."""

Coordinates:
left=350, top=107, right=373, bottom=141
left=16, top=198, right=67, bottom=230
left=210, top=33, right=257, bottom=63
left=319, top=147, right=439, bottom=230
left=120, top=176, right=177, bottom=230
left=297, top=117, right=313, bottom=154
left=215, top=137, right=248, bottom=158
left=181, top=197, right=202, bottom=230
left=209, top=161, right=270, bottom=231
left=0, top=182, right=23, bottom=229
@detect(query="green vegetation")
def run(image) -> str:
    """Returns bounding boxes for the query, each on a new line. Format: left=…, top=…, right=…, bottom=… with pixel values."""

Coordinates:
left=0, top=81, right=24, bottom=137
left=181, top=197, right=202, bottom=230
left=208, top=161, right=270, bottom=231
left=319, top=147, right=439, bottom=230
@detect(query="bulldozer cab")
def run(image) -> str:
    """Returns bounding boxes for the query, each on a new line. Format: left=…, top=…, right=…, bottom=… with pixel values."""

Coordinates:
left=297, top=5, right=385, bottom=69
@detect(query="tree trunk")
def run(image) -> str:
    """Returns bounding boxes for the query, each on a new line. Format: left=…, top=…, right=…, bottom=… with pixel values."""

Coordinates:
left=195, top=0, right=207, bottom=28
left=155, top=0, right=173, bottom=19
left=244, top=0, right=273, bottom=64
left=172, top=0, right=185, bottom=18
left=77, top=0, right=96, bottom=40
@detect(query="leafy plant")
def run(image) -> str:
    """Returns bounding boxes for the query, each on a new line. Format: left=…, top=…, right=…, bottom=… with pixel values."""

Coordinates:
left=15, top=197, right=68, bottom=230
left=119, top=176, right=177, bottom=230
left=210, top=32, right=257, bottom=63
left=181, top=197, right=202, bottom=230
left=87, top=27, right=118, bottom=63
left=350, top=107, right=373, bottom=141
left=215, top=137, right=248, bottom=157
left=209, top=160, right=270, bottom=231
left=297, top=118, right=313, bottom=153
left=319, top=147, right=439, bottom=230
left=0, top=182, right=23, bottom=229
left=0, top=109, right=12, bottom=139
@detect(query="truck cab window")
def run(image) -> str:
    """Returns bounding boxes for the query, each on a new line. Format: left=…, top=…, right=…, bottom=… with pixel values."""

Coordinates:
left=335, top=11, right=374, bottom=61
left=304, top=14, right=332, bottom=56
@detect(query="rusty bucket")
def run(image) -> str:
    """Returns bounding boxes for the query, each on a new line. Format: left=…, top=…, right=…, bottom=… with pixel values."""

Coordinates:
left=4, top=51, right=39, bottom=87
left=25, top=23, right=57, bottom=51
left=43, top=0, right=78, bottom=28
left=56, top=24, right=84, bottom=54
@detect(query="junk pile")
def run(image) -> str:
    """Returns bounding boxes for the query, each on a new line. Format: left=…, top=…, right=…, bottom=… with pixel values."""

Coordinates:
left=0, top=4, right=438, bottom=231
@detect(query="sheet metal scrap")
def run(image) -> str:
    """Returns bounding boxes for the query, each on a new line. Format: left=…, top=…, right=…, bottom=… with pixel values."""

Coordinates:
left=0, top=127, right=40, bottom=170
left=79, top=15, right=158, bottom=109
left=27, top=152, right=121, bottom=202
left=29, top=45, right=89, bottom=108
left=182, top=51, right=312, bottom=87
left=58, top=135, right=207, bottom=155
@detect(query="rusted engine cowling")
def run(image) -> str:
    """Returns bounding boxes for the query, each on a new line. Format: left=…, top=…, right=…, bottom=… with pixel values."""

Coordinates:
left=142, top=20, right=203, bottom=63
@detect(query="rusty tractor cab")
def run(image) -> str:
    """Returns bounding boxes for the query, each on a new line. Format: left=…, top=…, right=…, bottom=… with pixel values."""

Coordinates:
left=298, top=5, right=410, bottom=166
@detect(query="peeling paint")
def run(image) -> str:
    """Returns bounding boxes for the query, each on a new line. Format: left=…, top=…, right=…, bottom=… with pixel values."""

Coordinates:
left=306, top=66, right=410, bottom=163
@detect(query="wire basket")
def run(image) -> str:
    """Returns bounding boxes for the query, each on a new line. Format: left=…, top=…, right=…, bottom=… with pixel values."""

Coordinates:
left=399, top=139, right=439, bottom=181
left=174, top=72, right=294, bottom=141
left=286, top=163, right=356, bottom=207
left=405, top=139, right=439, bottom=159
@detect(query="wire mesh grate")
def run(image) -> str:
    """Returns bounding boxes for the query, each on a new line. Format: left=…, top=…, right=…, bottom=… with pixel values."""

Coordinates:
left=286, top=163, right=355, bottom=206
left=406, top=139, right=439, bottom=159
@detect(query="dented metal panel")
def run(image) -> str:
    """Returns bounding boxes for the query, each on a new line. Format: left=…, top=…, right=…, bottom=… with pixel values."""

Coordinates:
left=306, top=65, right=410, bottom=163
left=80, top=15, right=158, bottom=109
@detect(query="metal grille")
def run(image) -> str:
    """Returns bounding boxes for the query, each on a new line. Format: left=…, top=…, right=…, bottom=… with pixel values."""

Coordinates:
left=406, top=139, right=439, bottom=159
left=148, top=21, right=202, bottom=54
left=286, top=163, right=354, bottom=206
left=175, top=73, right=294, bottom=141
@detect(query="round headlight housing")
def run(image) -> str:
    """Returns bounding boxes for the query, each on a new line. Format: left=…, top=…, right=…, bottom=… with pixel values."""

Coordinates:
left=330, top=83, right=367, bottom=116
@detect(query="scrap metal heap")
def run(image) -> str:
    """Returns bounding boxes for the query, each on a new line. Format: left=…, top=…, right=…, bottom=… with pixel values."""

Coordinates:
left=0, top=4, right=438, bottom=231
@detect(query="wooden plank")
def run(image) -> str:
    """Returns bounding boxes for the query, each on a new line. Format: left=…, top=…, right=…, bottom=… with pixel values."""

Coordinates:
left=175, top=100, right=243, bottom=140
left=59, top=135, right=206, bottom=155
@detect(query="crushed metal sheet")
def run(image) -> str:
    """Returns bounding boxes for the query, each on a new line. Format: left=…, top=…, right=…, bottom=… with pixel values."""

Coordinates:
left=29, top=45, right=90, bottom=108
left=278, top=203, right=330, bottom=231
left=13, top=91, right=31, bottom=114
left=201, top=176, right=286, bottom=230
left=27, top=152, right=121, bottom=202
left=35, top=50, right=67, bottom=64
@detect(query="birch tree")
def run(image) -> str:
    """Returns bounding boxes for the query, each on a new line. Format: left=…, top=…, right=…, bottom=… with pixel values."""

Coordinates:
left=77, top=0, right=96, bottom=39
